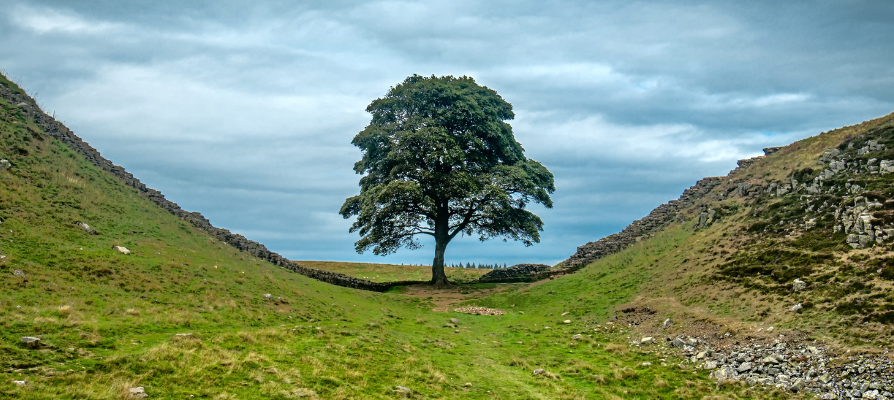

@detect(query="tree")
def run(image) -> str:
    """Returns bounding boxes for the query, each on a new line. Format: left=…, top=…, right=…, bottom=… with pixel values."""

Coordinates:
left=340, top=75, right=555, bottom=286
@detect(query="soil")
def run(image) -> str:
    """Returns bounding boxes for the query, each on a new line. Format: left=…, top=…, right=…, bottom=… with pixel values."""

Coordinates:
left=402, top=283, right=515, bottom=312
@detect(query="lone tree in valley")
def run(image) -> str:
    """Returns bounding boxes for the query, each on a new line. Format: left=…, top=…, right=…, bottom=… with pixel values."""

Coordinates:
left=340, top=75, right=554, bottom=286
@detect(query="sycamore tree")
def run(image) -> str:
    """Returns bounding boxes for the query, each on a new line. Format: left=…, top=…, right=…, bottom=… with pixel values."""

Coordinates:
left=340, top=75, right=554, bottom=286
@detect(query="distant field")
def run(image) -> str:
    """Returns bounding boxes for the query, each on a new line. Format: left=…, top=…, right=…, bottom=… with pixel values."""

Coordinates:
left=294, top=260, right=490, bottom=283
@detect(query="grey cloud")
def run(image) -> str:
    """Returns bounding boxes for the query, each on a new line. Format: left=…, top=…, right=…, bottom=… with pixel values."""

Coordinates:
left=2, top=0, right=893, bottom=266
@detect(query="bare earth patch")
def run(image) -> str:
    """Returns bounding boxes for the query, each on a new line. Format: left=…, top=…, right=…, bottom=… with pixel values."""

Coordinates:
left=403, top=283, right=513, bottom=312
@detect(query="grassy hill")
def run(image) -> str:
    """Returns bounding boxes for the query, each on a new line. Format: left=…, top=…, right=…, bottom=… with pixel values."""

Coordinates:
left=551, top=111, right=894, bottom=349
left=0, top=73, right=779, bottom=399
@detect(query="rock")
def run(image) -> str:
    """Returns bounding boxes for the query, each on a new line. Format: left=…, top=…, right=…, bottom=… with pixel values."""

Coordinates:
left=641, top=362, right=652, bottom=366
left=533, top=369, right=545, bottom=375
left=262, top=293, right=273, bottom=300
left=450, top=318, right=460, bottom=324
left=0, top=159, right=10, bottom=170
left=821, top=148, right=841, bottom=161
left=13, top=380, right=25, bottom=386
left=704, top=361, right=718, bottom=370
left=880, top=160, right=894, bottom=174
left=763, top=147, right=782, bottom=156
left=563, top=320, right=571, bottom=324
left=571, top=334, right=582, bottom=340
left=393, top=386, right=411, bottom=394
left=12, top=269, right=25, bottom=276
left=662, top=318, right=672, bottom=328
left=112, top=246, right=130, bottom=255
left=790, top=303, right=803, bottom=313
left=76, top=222, right=97, bottom=234
left=21, top=336, right=40, bottom=347
left=640, top=336, right=655, bottom=345
left=737, top=362, right=753, bottom=372
left=792, top=278, right=807, bottom=291
left=670, top=338, right=686, bottom=348
left=129, top=387, right=148, bottom=399
left=711, top=366, right=738, bottom=381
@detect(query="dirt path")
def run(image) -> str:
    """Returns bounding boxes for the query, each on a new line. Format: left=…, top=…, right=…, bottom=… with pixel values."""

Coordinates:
left=403, top=283, right=520, bottom=312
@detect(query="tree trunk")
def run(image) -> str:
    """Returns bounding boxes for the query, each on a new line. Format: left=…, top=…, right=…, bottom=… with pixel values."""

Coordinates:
left=431, top=207, right=451, bottom=287
left=430, top=239, right=449, bottom=287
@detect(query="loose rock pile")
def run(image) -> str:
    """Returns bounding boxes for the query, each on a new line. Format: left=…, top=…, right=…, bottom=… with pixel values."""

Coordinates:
left=640, top=333, right=894, bottom=398
left=453, top=306, right=505, bottom=316
left=701, top=341, right=893, bottom=398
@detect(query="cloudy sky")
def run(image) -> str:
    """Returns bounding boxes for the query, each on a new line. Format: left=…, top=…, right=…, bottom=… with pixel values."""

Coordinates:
left=2, top=1, right=893, bottom=266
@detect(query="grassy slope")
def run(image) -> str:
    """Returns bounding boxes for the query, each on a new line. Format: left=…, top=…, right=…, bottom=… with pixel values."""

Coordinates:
left=295, top=261, right=488, bottom=284
left=499, top=113, right=894, bottom=350
left=0, top=73, right=785, bottom=399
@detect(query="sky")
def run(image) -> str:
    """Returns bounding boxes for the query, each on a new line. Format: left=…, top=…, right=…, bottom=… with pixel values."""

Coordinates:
left=2, top=1, right=893, bottom=266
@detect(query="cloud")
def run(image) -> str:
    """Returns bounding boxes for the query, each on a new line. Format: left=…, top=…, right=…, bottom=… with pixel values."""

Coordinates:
left=10, top=4, right=122, bottom=34
left=1, top=0, right=893, bottom=266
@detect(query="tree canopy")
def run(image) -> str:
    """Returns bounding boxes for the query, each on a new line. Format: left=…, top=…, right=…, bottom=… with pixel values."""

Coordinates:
left=340, top=75, right=554, bottom=286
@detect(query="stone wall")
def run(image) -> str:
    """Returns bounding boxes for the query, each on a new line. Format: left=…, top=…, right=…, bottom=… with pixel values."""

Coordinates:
left=478, top=263, right=554, bottom=283
left=561, top=176, right=724, bottom=270
left=0, top=77, right=421, bottom=293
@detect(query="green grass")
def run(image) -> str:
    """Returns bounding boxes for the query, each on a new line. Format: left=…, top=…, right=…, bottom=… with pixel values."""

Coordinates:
left=0, top=73, right=787, bottom=399
left=294, top=261, right=488, bottom=284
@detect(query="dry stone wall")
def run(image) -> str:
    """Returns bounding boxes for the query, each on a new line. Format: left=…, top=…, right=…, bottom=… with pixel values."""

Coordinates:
left=0, top=78, right=419, bottom=292
left=478, top=263, right=554, bottom=283
left=561, top=176, right=724, bottom=270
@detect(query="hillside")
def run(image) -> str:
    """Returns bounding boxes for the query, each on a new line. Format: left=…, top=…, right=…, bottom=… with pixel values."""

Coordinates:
left=0, top=73, right=779, bottom=399
left=469, top=112, right=894, bottom=396
left=554, top=112, right=894, bottom=346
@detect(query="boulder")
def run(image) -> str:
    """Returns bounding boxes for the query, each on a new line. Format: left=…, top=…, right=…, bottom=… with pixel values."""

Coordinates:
left=129, top=387, right=148, bottom=399
left=792, top=279, right=807, bottom=291
left=76, top=222, right=97, bottom=234
left=0, top=159, right=10, bottom=170
left=112, top=246, right=130, bottom=255
left=21, top=336, right=40, bottom=348
left=763, top=147, right=782, bottom=156
left=392, top=386, right=412, bottom=394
